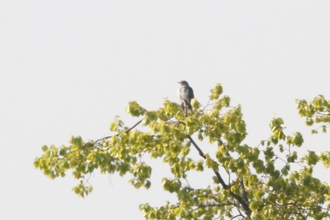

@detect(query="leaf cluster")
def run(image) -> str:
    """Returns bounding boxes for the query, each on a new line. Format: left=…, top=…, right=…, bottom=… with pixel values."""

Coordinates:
left=34, top=83, right=330, bottom=219
left=297, top=95, right=330, bottom=133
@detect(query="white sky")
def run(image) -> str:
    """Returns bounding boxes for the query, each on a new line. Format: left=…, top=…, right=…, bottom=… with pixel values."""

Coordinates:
left=1, top=1, right=330, bottom=219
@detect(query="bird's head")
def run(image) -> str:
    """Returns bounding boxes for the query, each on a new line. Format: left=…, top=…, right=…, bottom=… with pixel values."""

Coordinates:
left=178, top=80, right=189, bottom=86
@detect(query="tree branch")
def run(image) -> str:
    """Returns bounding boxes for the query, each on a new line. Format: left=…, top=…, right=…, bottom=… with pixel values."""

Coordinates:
left=231, top=214, right=244, bottom=220
left=93, top=119, right=143, bottom=146
left=187, top=135, right=229, bottom=189
left=91, top=117, right=252, bottom=216
left=187, top=135, right=251, bottom=217
left=197, top=202, right=233, bottom=208
left=240, top=180, right=249, bottom=204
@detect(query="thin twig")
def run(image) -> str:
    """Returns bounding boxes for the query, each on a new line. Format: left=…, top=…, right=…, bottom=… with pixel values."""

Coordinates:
left=203, top=99, right=212, bottom=111
left=231, top=214, right=244, bottom=220
left=93, top=119, right=143, bottom=146
left=197, top=202, right=233, bottom=208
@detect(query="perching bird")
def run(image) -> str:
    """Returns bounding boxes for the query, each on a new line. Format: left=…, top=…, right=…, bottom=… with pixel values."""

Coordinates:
left=177, top=80, right=194, bottom=116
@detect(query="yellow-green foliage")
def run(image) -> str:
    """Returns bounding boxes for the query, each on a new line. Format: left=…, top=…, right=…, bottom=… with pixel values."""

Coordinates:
left=34, top=83, right=330, bottom=219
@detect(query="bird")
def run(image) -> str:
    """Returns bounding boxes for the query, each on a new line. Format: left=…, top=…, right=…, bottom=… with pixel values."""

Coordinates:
left=177, top=80, right=194, bottom=116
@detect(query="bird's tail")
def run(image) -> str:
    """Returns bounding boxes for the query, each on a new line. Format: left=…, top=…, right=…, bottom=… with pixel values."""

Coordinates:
left=184, top=101, right=192, bottom=117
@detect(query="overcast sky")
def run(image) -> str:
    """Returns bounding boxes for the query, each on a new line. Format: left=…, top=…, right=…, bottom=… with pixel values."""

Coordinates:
left=1, top=1, right=330, bottom=219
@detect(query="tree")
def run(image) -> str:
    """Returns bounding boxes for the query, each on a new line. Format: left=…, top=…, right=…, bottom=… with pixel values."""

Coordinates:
left=34, top=83, right=330, bottom=219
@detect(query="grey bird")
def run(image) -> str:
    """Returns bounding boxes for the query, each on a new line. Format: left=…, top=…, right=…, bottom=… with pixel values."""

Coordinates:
left=177, top=80, right=194, bottom=116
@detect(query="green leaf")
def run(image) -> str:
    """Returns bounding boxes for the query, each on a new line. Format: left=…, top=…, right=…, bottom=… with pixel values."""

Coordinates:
left=110, top=121, right=117, bottom=131
left=59, top=149, right=66, bottom=156
left=209, top=83, right=223, bottom=100
left=41, top=145, right=48, bottom=152
left=126, top=101, right=145, bottom=117
left=191, top=98, right=200, bottom=110
left=145, top=180, right=151, bottom=189
left=306, top=151, right=319, bottom=165
left=292, top=132, right=304, bottom=147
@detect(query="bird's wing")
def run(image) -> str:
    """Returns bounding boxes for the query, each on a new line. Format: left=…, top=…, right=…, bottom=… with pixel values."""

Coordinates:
left=188, top=86, right=194, bottom=99
left=181, top=87, right=192, bottom=109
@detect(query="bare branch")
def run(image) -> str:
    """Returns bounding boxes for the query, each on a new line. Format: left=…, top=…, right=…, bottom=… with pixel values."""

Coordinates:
left=197, top=202, right=233, bottom=208
left=231, top=214, right=244, bottom=220
left=240, top=180, right=249, bottom=204
left=187, top=135, right=251, bottom=217
left=93, top=119, right=143, bottom=146
left=187, top=135, right=229, bottom=189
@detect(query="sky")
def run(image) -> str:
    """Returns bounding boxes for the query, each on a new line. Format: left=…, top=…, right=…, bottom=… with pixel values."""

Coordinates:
left=1, top=1, right=330, bottom=219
